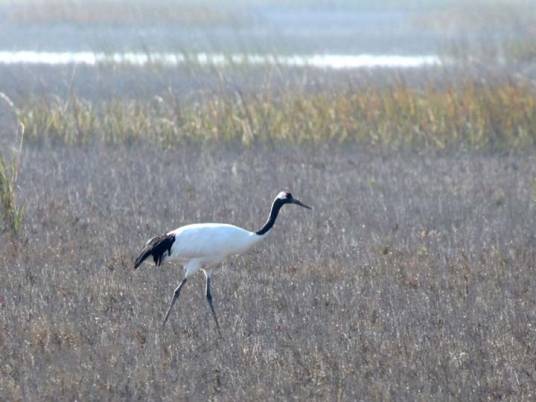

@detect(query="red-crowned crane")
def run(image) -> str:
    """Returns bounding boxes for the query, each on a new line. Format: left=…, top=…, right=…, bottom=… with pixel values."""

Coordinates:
left=134, top=191, right=311, bottom=335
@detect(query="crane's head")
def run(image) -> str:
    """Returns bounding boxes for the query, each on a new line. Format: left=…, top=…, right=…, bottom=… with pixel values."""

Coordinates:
left=256, top=191, right=312, bottom=235
left=276, top=191, right=312, bottom=209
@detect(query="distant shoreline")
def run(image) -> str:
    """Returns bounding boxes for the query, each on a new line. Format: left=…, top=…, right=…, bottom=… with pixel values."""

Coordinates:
left=0, top=51, right=442, bottom=69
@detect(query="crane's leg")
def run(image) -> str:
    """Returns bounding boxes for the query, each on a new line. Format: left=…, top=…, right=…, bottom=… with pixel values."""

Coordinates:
left=203, top=270, right=222, bottom=338
left=162, top=278, right=187, bottom=326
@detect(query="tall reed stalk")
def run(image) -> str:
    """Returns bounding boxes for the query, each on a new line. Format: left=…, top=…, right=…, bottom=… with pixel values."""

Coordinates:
left=0, top=92, right=25, bottom=237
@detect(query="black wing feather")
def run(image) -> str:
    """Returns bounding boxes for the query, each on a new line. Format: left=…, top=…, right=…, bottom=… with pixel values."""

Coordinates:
left=134, top=233, right=175, bottom=269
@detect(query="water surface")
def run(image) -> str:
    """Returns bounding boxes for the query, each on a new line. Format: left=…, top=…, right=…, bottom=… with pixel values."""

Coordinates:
left=0, top=51, right=441, bottom=69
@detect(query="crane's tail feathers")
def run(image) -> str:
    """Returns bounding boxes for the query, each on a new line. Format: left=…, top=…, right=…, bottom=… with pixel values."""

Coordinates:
left=133, top=233, right=176, bottom=269
left=134, top=248, right=152, bottom=269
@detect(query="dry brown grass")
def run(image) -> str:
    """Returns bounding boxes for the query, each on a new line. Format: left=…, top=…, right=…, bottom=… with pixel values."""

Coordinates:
left=1, top=143, right=535, bottom=400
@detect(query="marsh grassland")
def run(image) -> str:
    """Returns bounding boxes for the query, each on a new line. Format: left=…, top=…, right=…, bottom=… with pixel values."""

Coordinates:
left=0, top=63, right=535, bottom=401
left=1, top=1, right=536, bottom=400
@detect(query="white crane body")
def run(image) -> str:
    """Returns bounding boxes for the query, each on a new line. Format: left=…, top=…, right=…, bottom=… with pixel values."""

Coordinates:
left=168, top=223, right=262, bottom=264
left=133, top=191, right=311, bottom=334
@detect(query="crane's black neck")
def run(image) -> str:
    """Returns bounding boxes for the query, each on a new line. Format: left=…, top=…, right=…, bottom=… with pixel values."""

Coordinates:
left=256, top=198, right=285, bottom=236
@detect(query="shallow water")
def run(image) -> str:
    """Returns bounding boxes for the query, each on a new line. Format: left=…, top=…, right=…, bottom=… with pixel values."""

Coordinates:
left=0, top=50, right=441, bottom=69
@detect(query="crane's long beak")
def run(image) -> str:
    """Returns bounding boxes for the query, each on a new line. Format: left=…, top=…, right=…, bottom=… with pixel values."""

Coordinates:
left=292, top=198, right=312, bottom=209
